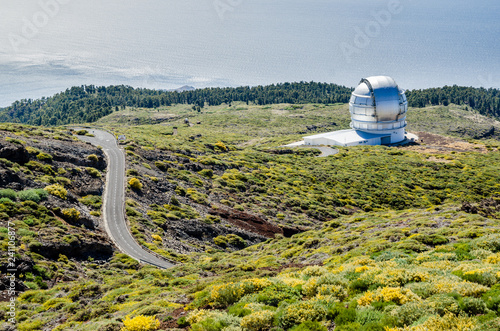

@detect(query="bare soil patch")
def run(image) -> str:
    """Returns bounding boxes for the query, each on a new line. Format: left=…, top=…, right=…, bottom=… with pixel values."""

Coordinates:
left=403, top=132, right=487, bottom=154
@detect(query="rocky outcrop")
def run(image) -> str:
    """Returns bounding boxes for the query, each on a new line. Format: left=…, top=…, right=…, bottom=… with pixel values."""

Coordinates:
left=462, top=196, right=500, bottom=217
left=0, top=144, right=30, bottom=164
left=33, top=233, right=113, bottom=260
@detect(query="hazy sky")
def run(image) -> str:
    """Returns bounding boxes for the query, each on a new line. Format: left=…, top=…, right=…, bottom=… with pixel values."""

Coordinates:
left=0, top=0, right=498, bottom=106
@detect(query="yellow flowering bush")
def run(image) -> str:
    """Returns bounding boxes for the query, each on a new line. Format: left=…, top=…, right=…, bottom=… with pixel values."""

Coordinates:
left=151, top=234, right=162, bottom=242
left=240, top=310, right=274, bottom=331
left=302, top=274, right=348, bottom=300
left=358, top=287, right=421, bottom=306
left=215, top=141, right=227, bottom=151
left=348, top=256, right=375, bottom=266
left=300, top=265, right=328, bottom=277
left=209, top=278, right=272, bottom=307
left=355, top=265, right=371, bottom=273
left=44, top=183, right=67, bottom=199
left=421, top=260, right=455, bottom=271
left=62, top=208, right=80, bottom=221
left=356, top=266, right=429, bottom=288
left=429, top=276, right=489, bottom=297
left=485, top=253, right=500, bottom=264
left=129, top=178, right=143, bottom=190
left=121, top=315, right=160, bottom=331
left=274, top=275, right=305, bottom=288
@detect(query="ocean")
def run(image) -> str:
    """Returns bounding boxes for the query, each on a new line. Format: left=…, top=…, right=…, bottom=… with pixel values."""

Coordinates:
left=0, top=0, right=498, bottom=107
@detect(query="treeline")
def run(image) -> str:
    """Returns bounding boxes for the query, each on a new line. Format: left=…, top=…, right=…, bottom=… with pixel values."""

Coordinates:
left=0, top=82, right=498, bottom=126
left=0, top=83, right=353, bottom=126
left=405, top=85, right=500, bottom=118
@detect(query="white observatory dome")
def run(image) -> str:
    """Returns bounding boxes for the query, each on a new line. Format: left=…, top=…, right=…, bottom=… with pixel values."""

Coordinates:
left=349, top=76, right=408, bottom=142
left=302, top=75, right=410, bottom=147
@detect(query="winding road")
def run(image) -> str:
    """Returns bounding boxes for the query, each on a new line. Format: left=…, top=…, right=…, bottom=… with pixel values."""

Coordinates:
left=76, top=129, right=174, bottom=269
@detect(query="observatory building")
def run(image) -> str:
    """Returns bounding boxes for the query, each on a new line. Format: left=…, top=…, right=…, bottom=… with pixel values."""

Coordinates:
left=304, top=76, right=408, bottom=147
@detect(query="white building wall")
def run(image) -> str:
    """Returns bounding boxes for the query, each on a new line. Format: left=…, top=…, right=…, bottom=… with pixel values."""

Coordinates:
left=304, top=133, right=384, bottom=147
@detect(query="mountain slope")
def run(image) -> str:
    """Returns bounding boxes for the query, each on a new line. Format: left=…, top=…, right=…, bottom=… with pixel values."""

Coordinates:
left=1, top=100, right=500, bottom=330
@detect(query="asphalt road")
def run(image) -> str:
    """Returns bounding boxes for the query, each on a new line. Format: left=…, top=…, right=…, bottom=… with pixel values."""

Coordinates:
left=76, top=129, right=175, bottom=269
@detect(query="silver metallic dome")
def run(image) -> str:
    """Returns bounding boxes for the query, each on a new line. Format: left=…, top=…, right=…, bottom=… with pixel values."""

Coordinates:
left=349, top=76, right=407, bottom=132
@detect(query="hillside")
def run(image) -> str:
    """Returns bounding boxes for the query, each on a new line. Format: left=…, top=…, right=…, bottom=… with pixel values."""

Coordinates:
left=1, top=100, right=500, bottom=330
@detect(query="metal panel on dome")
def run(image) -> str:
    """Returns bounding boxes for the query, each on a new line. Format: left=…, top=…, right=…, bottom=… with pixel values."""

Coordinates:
left=349, top=76, right=407, bottom=133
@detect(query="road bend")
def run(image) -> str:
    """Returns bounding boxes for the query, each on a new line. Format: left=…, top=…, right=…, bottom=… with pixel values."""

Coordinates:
left=76, top=129, right=174, bottom=269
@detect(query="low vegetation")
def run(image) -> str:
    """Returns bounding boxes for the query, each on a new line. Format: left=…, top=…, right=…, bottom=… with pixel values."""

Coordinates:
left=0, top=96, right=499, bottom=330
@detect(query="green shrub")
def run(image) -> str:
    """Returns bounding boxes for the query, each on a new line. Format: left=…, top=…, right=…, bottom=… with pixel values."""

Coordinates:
left=155, top=161, right=168, bottom=171
left=5, top=137, right=25, bottom=145
left=18, top=189, right=43, bottom=203
left=355, top=308, right=385, bottom=326
left=79, top=195, right=102, bottom=209
left=214, top=235, right=228, bottom=248
left=126, top=206, right=141, bottom=217
left=86, top=167, right=101, bottom=177
left=28, top=240, right=42, bottom=251
left=227, top=234, right=246, bottom=248
left=35, top=276, right=48, bottom=289
left=87, top=154, right=99, bottom=162
left=36, top=152, right=53, bottom=162
left=453, top=270, right=497, bottom=287
left=198, top=169, right=214, bottom=178
left=0, top=189, right=17, bottom=200
left=76, top=130, right=88, bottom=135
left=460, top=297, right=487, bottom=316
left=475, top=318, right=500, bottom=331
left=136, top=305, right=165, bottom=316
left=23, top=217, right=35, bottom=226
left=415, top=234, right=449, bottom=246
left=228, top=303, right=252, bottom=317
left=290, top=321, right=327, bottom=331
left=360, top=322, right=386, bottom=331
left=56, top=176, right=71, bottom=186
left=336, top=323, right=363, bottom=331
left=177, top=316, right=189, bottom=327
left=278, top=300, right=328, bottom=329
left=390, top=302, right=432, bottom=327
left=18, top=319, right=44, bottom=331
left=98, top=322, right=122, bottom=331
left=334, top=307, right=357, bottom=326
left=482, top=287, right=500, bottom=312
left=472, top=234, right=500, bottom=253
left=252, top=282, right=301, bottom=306
left=396, top=239, right=429, bottom=253
left=127, top=169, right=139, bottom=176
left=426, top=294, right=461, bottom=316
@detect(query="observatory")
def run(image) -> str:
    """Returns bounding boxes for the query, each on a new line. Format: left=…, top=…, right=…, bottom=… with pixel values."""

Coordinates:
left=304, top=76, right=408, bottom=146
